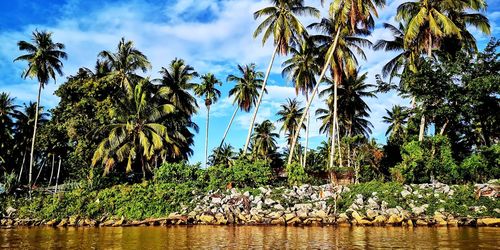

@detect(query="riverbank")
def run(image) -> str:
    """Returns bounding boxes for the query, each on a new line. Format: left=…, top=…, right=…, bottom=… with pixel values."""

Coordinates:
left=1, top=181, right=499, bottom=228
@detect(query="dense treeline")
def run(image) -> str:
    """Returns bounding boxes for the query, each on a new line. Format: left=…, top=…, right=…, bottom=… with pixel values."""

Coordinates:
left=0, top=0, right=499, bottom=195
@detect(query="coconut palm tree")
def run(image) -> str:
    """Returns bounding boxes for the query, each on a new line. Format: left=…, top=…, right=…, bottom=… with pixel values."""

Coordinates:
left=98, top=38, right=151, bottom=94
left=287, top=0, right=385, bottom=166
left=220, top=64, right=265, bottom=147
left=92, top=79, right=175, bottom=178
left=0, top=93, right=18, bottom=171
left=383, top=105, right=408, bottom=142
left=14, top=30, right=67, bottom=189
left=244, top=0, right=319, bottom=154
left=251, top=120, right=279, bottom=160
left=276, top=98, right=306, bottom=159
left=194, top=73, right=222, bottom=168
left=209, top=144, right=236, bottom=167
left=282, top=35, right=320, bottom=167
left=13, top=102, right=49, bottom=183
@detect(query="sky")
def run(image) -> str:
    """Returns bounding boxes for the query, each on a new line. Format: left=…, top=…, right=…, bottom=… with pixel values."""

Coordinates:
left=0, top=0, right=498, bottom=164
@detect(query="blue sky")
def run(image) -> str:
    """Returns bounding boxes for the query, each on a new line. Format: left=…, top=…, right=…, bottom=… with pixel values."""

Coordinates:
left=0, top=0, right=498, bottom=164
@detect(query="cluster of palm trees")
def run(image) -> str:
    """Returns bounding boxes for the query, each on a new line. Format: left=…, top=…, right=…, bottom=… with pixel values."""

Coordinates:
left=1, top=0, right=492, bottom=185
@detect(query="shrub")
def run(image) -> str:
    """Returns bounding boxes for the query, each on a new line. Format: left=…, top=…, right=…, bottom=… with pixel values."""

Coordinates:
left=206, top=159, right=272, bottom=190
left=286, top=162, right=308, bottom=186
left=154, top=162, right=203, bottom=186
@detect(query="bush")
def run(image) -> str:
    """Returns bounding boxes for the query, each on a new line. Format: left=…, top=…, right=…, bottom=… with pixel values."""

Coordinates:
left=154, top=162, right=203, bottom=186
left=206, top=159, right=272, bottom=190
left=286, top=162, right=308, bottom=186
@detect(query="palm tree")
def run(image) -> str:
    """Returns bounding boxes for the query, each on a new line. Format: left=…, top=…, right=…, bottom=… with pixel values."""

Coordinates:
left=282, top=35, right=320, bottom=167
left=276, top=98, right=305, bottom=160
left=287, top=0, right=385, bottom=166
left=251, top=120, right=279, bottom=160
left=157, top=58, right=199, bottom=116
left=98, top=38, right=151, bottom=94
left=244, top=0, right=319, bottom=154
left=209, top=144, right=236, bottom=167
left=13, top=102, right=49, bottom=183
left=14, top=30, right=67, bottom=189
left=194, top=73, right=222, bottom=167
left=220, top=64, right=265, bottom=147
left=0, top=93, right=18, bottom=171
left=92, top=79, right=175, bottom=178
left=383, top=105, right=408, bottom=142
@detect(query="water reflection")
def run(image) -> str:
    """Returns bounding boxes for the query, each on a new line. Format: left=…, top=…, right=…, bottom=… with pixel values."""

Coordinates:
left=1, top=226, right=499, bottom=249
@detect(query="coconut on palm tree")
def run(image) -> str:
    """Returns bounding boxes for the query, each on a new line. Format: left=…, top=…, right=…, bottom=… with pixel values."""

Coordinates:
left=194, top=73, right=222, bottom=168
left=92, top=79, right=175, bottom=178
left=287, top=0, right=385, bottom=166
left=220, top=64, right=265, bottom=147
left=244, top=0, right=319, bottom=154
left=14, top=30, right=67, bottom=189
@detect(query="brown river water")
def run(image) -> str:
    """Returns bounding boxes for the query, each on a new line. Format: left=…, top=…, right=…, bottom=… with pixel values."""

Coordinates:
left=1, top=226, right=499, bottom=249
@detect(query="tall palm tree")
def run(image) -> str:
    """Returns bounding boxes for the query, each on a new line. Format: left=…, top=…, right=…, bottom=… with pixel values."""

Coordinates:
left=92, top=79, right=175, bottom=177
left=251, top=120, right=279, bottom=160
left=244, top=0, right=319, bottom=154
left=276, top=98, right=305, bottom=159
left=383, top=105, right=408, bottom=142
left=14, top=30, right=67, bottom=189
left=13, top=102, right=49, bottom=183
left=194, top=73, right=222, bottom=167
left=287, top=0, right=385, bottom=166
left=220, top=64, right=265, bottom=147
left=98, top=38, right=151, bottom=94
left=282, top=35, right=320, bottom=167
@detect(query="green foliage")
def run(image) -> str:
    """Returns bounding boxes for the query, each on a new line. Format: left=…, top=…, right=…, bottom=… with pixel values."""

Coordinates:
left=205, top=159, right=272, bottom=190
left=393, top=136, right=458, bottom=183
left=153, top=162, right=202, bottom=185
left=286, top=162, right=308, bottom=186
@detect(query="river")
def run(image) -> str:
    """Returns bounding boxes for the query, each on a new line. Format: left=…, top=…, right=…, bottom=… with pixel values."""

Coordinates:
left=1, top=226, right=499, bottom=249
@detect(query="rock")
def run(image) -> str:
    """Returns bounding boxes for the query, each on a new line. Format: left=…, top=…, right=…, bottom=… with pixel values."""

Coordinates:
left=270, top=218, right=286, bottom=225
left=46, top=219, right=59, bottom=226
left=411, top=204, right=428, bottom=216
left=433, top=212, right=447, bottom=226
left=264, top=198, right=276, bottom=206
left=215, top=213, right=227, bottom=225
left=387, top=214, right=403, bottom=225
left=268, top=211, right=284, bottom=219
left=243, top=191, right=250, bottom=197
left=416, top=219, right=428, bottom=226
left=313, top=210, right=328, bottom=218
left=366, top=209, right=378, bottom=220
left=68, top=216, right=80, bottom=226
left=101, top=219, right=115, bottom=227
left=477, top=218, right=500, bottom=226
left=6, top=207, right=16, bottom=217
left=211, top=197, right=222, bottom=204
left=401, top=190, right=411, bottom=198
left=199, top=214, right=215, bottom=224
left=287, top=217, right=302, bottom=225
left=372, top=215, right=387, bottom=225
left=284, top=213, right=296, bottom=222
left=57, top=218, right=69, bottom=227
left=274, top=204, right=285, bottom=210
left=366, top=198, right=380, bottom=210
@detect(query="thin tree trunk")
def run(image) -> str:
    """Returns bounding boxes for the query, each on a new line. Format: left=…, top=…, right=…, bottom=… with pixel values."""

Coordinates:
left=439, top=119, right=449, bottom=136
left=336, top=117, right=343, bottom=168
left=48, top=154, right=55, bottom=187
left=243, top=46, right=279, bottom=154
left=418, top=114, right=426, bottom=142
left=205, top=105, right=210, bottom=167
left=34, top=157, right=46, bottom=186
left=329, top=80, right=339, bottom=170
left=54, top=156, right=61, bottom=194
left=18, top=149, right=27, bottom=182
left=329, top=119, right=336, bottom=170
left=28, top=82, right=43, bottom=191
left=287, top=28, right=342, bottom=166
left=220, top=106, right=239, bottom=148
left=302, top=94, right=310, bottom=168
left=347, top=126, right=352, bottom=169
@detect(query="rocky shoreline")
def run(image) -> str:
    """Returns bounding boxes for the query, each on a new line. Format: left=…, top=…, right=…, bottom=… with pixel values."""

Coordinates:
left=2, top=182, right=499, bottom=228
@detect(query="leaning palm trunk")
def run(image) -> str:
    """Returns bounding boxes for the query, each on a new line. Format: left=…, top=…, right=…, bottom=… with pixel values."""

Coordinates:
left=243, top=46, right=279, bottom=154
left=220, top=106, right=239, bottom=148
left=418, top=35, right=433, bottom=142
left=205, top=105, right=211, bottom=167
left=302, top=104, right=310, bottom=168
left=329, top=80, right=339, bottom=170
left=48, top=154, right=55, bottom=187
left=54, top=156, right=62, bottom=194
left=28, top=82, right=42, bottom=190
left=18, top=148, right=27, bottom=182
left=287, top=28, right=342, bottom=166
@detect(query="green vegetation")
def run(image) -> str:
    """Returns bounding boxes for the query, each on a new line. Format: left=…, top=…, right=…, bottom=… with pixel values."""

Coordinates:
left=0, top=0, right=498, bottom=221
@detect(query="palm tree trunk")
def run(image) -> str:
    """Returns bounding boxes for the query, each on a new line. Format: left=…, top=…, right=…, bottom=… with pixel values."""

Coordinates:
left=205, top=105, right=210, bottom=167
left=18, top=148, right=27, bottom=182
left=329, top=80, right=339, bottom=170
left=439, top=119, right=449, bottom=135
left=418, top=114, right=426, bottom=142
left=347, top=126, right=352, bottom=169
left=329, top=118, right=336, bottom=170
left=48, top=154, right=55, bottom=187
left=54, top=156, right=61, bottom=194
left=243, top=46, right=279, bottom=154
left=34, top=157, right=46, bottom=186
left=335, top=116, right=343, bottom=168
left=220, top=106, right=239, bottom=148
left=28, top=82, right=43, bottom=190
left=302, top=104, right=310, bottom=168
left=287, top=28, right=342, bottom=166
